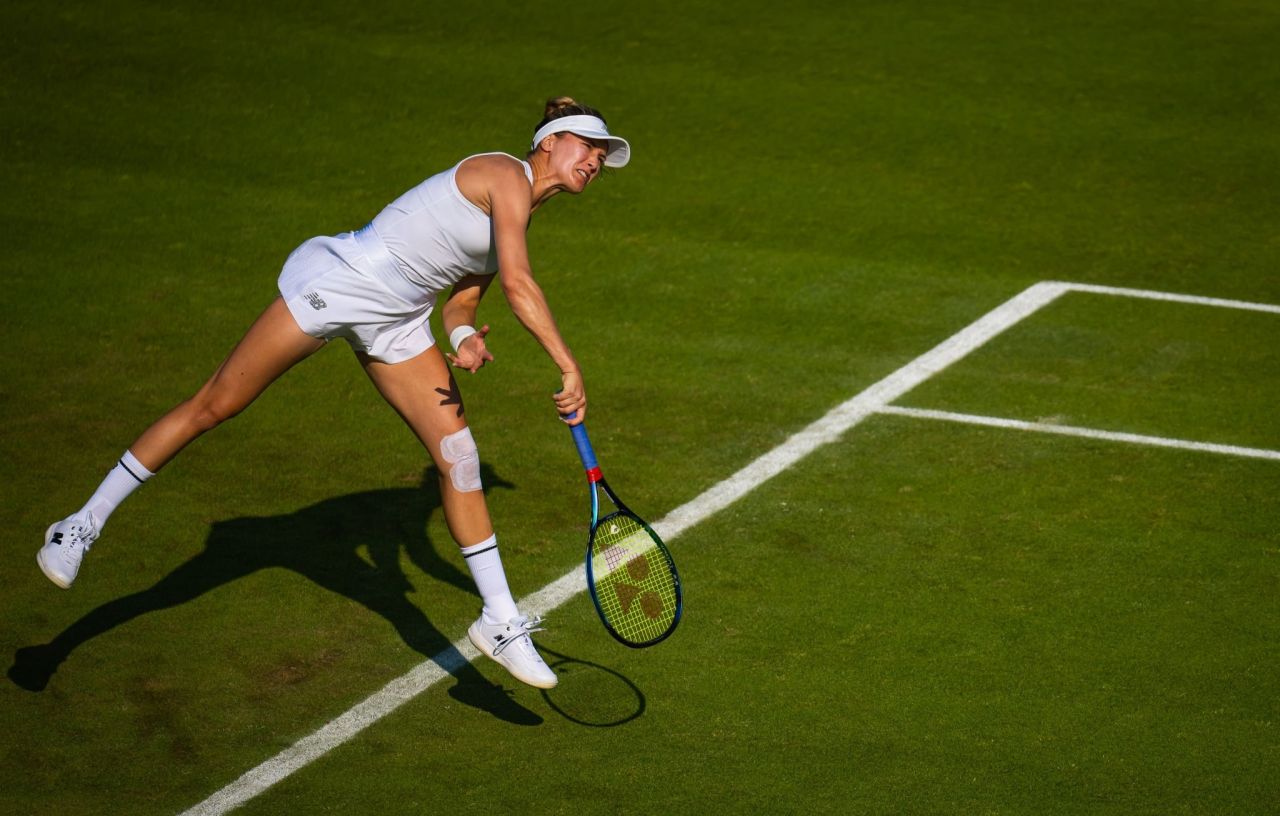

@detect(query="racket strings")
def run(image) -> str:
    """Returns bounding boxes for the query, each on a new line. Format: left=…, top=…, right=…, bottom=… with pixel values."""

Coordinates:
left=590, top=515, right=678, bottom=642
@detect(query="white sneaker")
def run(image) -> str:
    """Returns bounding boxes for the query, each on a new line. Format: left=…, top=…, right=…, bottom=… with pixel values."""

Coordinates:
left=467, top=614, right=558, bottom=689
left=38, top=515, right=99, bottom=589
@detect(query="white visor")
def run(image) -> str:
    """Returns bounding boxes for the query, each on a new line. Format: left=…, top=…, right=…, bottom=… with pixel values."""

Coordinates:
left=531, top=114, right=630, bottom=168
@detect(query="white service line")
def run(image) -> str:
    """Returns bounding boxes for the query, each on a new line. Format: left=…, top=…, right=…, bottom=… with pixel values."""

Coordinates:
left=180, top=281, right=1069, bottom=816
left=1055, top=281, right=1280, bottom=315
left=878, top=406, right=1280, bottom=461
left=650, top=281, right=1072, bottom=543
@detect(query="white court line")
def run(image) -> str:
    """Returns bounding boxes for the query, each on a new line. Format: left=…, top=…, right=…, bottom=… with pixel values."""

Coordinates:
left=873, top=283, right=1280, bottom=460
left=180, top=281, right=1071, bottom=815
left=181, top=278, right=1278, bottom=814
left=878, top=406, right=1280, bottom=461
left=1054, top=281, right=1280, bottom=315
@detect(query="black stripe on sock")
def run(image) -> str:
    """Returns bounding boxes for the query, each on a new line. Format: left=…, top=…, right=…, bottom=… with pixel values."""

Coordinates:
left=118, top=459, right=147, bottom=484
left=461, top=544, right=498, bottom=559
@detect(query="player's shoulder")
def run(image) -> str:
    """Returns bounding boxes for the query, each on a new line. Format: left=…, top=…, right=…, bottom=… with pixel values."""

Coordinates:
left=461, top=152, right=529, bottom=183
left=455, top=153, right=531, bottom=214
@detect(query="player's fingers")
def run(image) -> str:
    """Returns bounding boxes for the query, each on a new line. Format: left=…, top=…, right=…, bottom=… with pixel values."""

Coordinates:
left=555, top=395, right=586, bottom=423
left=553, top=388, right=579, bottom=405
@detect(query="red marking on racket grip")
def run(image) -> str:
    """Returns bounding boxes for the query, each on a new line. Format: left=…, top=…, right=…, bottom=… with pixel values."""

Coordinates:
left=586, top=467, right=603, bottom=483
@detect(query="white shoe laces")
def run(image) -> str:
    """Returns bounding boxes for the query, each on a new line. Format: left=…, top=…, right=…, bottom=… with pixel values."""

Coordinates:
left=491, top=615, right=546, bottom=657
left=70, top=516, right=99, bottom=554
left=53, top=517, right=99, bottom=568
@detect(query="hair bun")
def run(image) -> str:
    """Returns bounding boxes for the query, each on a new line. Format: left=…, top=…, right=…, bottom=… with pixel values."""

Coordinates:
left=532, top=96, right=607, bottom=134
left=544, top=96, right=578, bottom=118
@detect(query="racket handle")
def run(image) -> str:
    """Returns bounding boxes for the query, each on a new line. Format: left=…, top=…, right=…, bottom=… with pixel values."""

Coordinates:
left=563, top=410, right=600, bottom=473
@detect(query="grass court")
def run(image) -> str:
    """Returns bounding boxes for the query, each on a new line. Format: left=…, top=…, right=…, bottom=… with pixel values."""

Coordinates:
left=2, top=1, right=1277, bottom=813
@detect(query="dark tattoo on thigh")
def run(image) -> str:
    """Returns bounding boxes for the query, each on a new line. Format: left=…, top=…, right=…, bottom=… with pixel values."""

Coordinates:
left=435, top=380, right=464, bottom=418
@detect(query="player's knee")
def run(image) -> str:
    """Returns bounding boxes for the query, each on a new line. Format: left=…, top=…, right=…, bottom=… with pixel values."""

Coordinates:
left=188, top=390, right=245, bottom=432
left=439, top=427, right=483, bottom=493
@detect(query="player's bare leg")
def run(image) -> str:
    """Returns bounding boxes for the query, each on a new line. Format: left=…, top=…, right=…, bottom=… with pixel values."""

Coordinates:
left=39, top=298, right=324, bottom=589
left=131, top=297, right=325, bottom=470
left=359, top=346, right=556, bottom=688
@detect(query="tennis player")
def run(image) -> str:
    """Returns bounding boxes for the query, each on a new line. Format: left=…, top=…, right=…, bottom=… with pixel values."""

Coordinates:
left=35, top=96, right=631, bottom=690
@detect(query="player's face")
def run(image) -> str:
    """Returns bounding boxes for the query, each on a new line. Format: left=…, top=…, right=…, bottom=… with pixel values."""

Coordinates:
left=547, top=133, right=607, bottom=193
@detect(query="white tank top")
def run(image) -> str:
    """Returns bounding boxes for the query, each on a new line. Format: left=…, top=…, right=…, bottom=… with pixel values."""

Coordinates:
left=357, top=152, right=532, bottom=299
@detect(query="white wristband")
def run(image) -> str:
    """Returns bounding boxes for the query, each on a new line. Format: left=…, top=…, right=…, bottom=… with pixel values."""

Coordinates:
left=449, top=325, right=478, bottom=353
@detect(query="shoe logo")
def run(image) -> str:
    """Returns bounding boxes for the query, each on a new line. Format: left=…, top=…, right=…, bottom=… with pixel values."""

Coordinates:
left=304, top=292, right=327, bottom=310
left=494, top=634, right=506, bottom=643
left=51, top=532, right=63, bottom=546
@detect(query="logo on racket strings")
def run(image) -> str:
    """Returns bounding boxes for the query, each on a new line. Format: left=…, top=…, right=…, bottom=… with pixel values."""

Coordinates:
left=603, top=550, right=664, bottom=619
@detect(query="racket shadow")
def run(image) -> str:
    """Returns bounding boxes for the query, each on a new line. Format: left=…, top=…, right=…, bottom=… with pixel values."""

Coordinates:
left=9, top=465, right=542, bottom=725
left=537, top=645, right=647, bottom=727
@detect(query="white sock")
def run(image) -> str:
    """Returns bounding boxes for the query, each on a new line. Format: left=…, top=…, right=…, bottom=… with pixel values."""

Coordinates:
left=77, top=450, right=154, bottom=529
left=460, top=534, right=520, bottom=623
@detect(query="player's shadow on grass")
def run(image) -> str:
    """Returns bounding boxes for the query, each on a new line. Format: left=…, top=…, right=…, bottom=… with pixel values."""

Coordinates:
left=9, top=465, right=542, bottom=726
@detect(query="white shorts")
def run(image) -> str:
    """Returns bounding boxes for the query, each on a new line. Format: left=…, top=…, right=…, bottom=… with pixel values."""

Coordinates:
left=278, top=232, right=436, bottom=364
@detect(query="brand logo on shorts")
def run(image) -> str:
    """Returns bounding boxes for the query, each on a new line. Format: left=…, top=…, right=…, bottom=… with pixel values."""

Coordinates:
left=304, top=292, right=327, bottom=310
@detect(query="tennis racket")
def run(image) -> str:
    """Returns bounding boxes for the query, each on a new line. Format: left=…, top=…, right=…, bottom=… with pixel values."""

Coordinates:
left=564, top=411, right=682, bottom=648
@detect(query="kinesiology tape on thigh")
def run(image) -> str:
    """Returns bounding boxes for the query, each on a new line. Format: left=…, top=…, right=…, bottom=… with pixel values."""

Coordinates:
left=440, top=427, right=483, bottom=492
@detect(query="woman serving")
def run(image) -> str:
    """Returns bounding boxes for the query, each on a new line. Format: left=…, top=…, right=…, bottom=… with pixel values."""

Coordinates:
left=36, top=96, right=630, bottom=690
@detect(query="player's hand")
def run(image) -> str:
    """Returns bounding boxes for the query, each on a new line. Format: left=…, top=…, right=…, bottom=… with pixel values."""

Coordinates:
left=445, top=325, right=494, bottom=373
left=555, top=372, right=586, bottom=424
